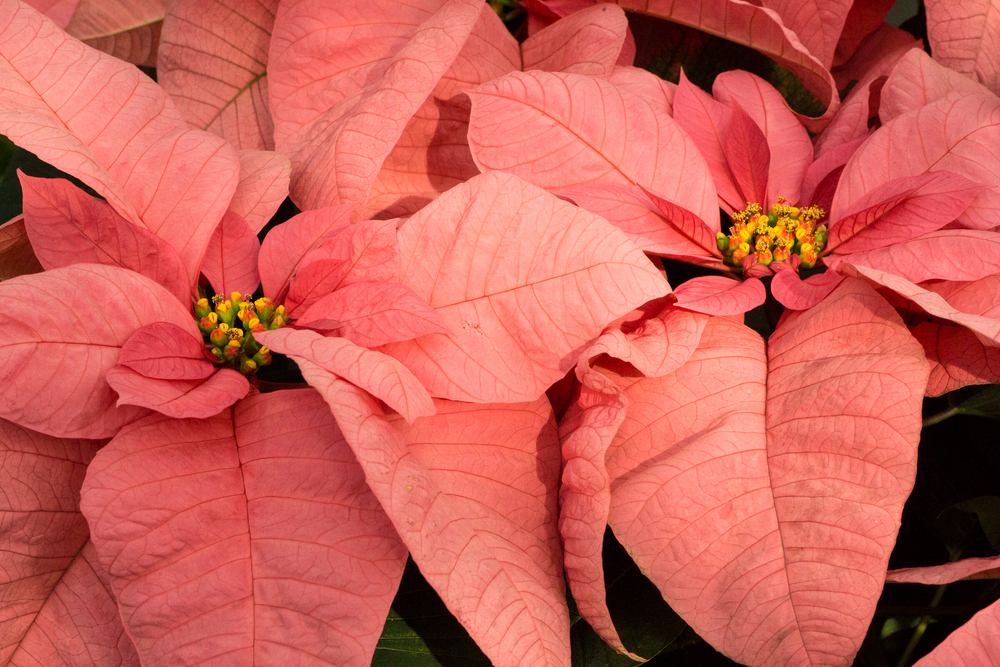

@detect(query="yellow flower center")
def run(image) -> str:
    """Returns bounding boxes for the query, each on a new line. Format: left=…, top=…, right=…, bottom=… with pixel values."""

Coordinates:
left=717, top=198, right=827, bottom=271
left=194, top=292, right=285, bottom=376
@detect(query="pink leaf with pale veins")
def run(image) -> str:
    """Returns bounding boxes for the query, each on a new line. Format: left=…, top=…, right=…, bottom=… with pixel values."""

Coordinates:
left=380, top=171, right=669, bottom=403
left=365, top=5, right=518, bottom=219
left=80, top=390, right=408, bottom=667
left=576, top=305, right=708, bottom=380
left=320, top=380, right=569, bottom=667
left=269, top=0, right=484, bottom=213
left=880, top=49, right=993, bottom=123
left=757, top=0, right=853, bottom=69
left=771, top=268, right=845, bottom=310
left=296, top=282, right=450, bottom=348
left=285, top=218, right=399, bottom=317
left=608, top=65, right=676, bottom=114
left=0, top=264, right=198, bottom=438
left=200, top=210, right=261, bottom=298
left=911, top=322, right=1000, bottom=395
left=0, top=216, right=43, bottom=280
left=673, top=71, right=743, bottom=213
left=22, top=0, right=78, bottom=28
left=608, top=0, right=840, bottom=131
left=887, top=555, right=1000, bottom=585
left=672, top=275, right=767, bottom=315
left=844, top=263, right=1000, bottom=346
left=925, top=0, right=1000, bottom=96
left=117, top=321, right=214, bottom=381
left=559, top=373, right=635, bottom=657
left=826, top=171, right=987, bottom=254
left=467, top=69, right=720, bottom=241
left=257, top=204, right=353, bottom=300
left=0, top=419, right=101, bottom=665
left=829, top=230, right=1000, bottom=284
left=912, top=598, right=1000, bottom=666
left=8, top=541, right=140, bottom=667
left=158, top=0, right=277, bottom=150
left=714, top=70, right=813, bottom=206
left=723, top=101, right=770, bottom=206
left=105, top=366, right=248, bottom=419
left=229, top=149, right=291, bottom=234
left=816, top=24, right=919, bottom=157
left=0, top=1, right=242, bottom=284
left=63, top=0, right=166, bottom=67
left=255, top=328, right=435, bottom=423
left=19, top=174, right=190, bottom=304
left=521, top=3, right=629, bottom=78
left=833, top=94, right=1000, bottom=231
left=605, top=279, right=927, bottom=667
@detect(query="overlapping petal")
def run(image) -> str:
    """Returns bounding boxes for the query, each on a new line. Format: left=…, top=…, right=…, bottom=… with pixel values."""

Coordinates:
left=80, top=390, right=409, bottom=667
left=380, top=171, right=669, bottom=403
left=0, top=264, right=198, bottom=438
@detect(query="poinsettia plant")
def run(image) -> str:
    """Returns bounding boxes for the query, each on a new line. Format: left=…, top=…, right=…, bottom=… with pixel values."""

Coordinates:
left=2, top=0, right=1000, bottom=666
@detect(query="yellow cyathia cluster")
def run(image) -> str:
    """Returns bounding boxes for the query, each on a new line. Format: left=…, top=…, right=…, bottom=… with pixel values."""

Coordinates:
left=194, top=292, right=286, bottom=376
left=717, top=198, right=827, bottom=271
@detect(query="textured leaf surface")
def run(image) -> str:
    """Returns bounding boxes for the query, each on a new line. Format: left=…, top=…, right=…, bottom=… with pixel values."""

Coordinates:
left=829, top=230, right=1000, bottom=284
left=757, top=0, right=852, bottom=69
left=257, top=204, right=352, bottom=299
left=116, top=321, right=214, bottom=380
left=925, top=0, right=1000, bottom=96
left=833, top=94, right=1000, bottom=230
left=880, top=49, right=993, bottom=124
left=285, top=219, right=399, bottom=317
left=296, top=282, right=450, bottom=348
left=19, top=174, right=190, bottom=304
left=575, top=305, right=708, bottom=380
left=713, top=70, right=812, bottom=207
left=269, top=0, right=483, bottom=212
left=62, top=0, right=165, bottom=67
left=0, top=1, right=241, bottom=284
left=80, top=390, right=408, bottom=667
left=826, top=171, right=986, bottom=254
left=158, top=0, right=277, bottom=150
left=815, top=24, right=918, bottom=157
left=22, top=0, right=77, bottom=28
left=0, top=419, right=99, bottom=665
left=723, top=101, right=770, bottom=206
left=605, top=280, right=927, bottom=667
left=255, top=328, right=435, bottom=423
left=913, top=322, right=1000, bottom=395
left=673, top=71, right=743, bottom=213
left=365, top=5, right=517, bottom=219
left=771, top=268, right=844, bottom=311
left=0, top=264, right=199, bottom=438
left=672, top=275, right=767, bottom=316
left=0, top=216, right=43, bottom=280
left=887, top=555, right=1000, bottom=585
left=200, top=210, right=261, bottom=298
left=321, top=380, right=569, bottom=667
left=7, top=541, right=140, bottom=667
left=380, top=171, right=669, bottom=403
left=467, top=70, right=720, bottom=238
left=912, top=597, right=1000, bottom=666
left=105, top=366, right=248, bottom=419
left=229, top=149, right=290, bottom=234
left=846, top=263, right=1000, bottom=345
left=521, top=3, right=628, bottom=77
left=608, top=0, right=840, bottom=131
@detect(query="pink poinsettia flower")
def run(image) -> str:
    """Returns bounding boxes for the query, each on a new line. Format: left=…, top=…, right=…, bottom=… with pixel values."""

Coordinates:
left=265, top=0, right=639, bottom=222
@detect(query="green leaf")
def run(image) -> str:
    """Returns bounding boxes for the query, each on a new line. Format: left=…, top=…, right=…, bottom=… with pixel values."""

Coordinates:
left=952, top=496, right=1000, bottom=552
left=372, top=558, right=492, bottom=667
left=953, top=384, right=1000, bottom=420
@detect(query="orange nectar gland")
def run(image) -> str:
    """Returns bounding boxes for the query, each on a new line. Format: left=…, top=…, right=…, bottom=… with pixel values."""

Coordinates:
left=193, top=293, right=284, bottom=377
left=715, top=198, right=827, bottom=271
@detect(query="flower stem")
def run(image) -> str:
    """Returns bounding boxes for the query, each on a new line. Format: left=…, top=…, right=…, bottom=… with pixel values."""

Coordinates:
left=922, top=407, right=960, bottom=428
